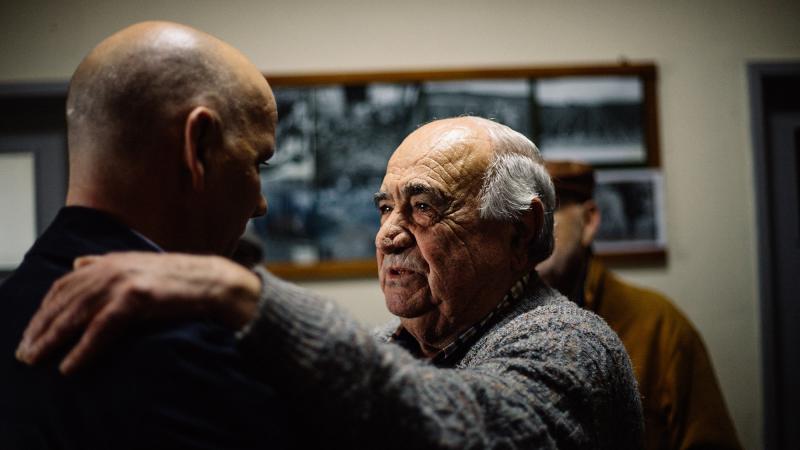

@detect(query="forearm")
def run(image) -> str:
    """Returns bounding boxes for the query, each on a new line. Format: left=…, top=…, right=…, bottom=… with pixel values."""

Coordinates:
left=237, top=271, right=486, bottom=448
left=237, top=270, right=620, bottom=449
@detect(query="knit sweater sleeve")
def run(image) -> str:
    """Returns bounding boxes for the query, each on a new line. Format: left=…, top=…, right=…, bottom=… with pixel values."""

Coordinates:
left=238, top=269, right=643, bottom=450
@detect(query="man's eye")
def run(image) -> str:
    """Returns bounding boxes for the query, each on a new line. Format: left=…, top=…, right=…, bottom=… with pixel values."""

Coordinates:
left=379, top=205, right=393, bottom=215
left=414, top=202, right=431, bottom=212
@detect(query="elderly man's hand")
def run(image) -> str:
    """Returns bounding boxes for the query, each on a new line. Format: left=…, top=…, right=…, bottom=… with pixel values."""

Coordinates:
left=15, top=252, right=262, bottom=375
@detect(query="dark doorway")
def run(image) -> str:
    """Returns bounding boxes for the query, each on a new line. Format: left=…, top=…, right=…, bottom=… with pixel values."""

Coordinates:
left=749, top=62, right=800, bottom=450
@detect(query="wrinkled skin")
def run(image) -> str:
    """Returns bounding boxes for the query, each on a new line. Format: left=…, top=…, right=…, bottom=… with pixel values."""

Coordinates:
left=374, top=118, right=525, bottom=356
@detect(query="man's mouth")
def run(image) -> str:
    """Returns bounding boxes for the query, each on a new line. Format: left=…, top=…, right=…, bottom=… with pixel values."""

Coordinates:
left=388, top=267, right=415, bottom=277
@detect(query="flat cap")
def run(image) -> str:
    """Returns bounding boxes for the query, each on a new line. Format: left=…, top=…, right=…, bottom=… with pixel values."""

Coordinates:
left=544, top=160, right=595, bottom=205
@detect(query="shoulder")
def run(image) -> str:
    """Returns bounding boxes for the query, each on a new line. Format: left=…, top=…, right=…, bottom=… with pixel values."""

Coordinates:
left=468, top=285, right=632, bottom=372
left=463, top=284, right=644, bottom=447
left=85, top=321, right=286, bottom=448
left=592, top=260, right=676, bottom=316
left=504, top=285, right=624, bottom=346
left=115, top=321, right=269, bottom=390
left=603, top=271, right=700, bottom=341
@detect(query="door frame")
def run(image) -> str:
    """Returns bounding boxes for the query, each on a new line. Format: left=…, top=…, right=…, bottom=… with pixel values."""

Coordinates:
left=748, top=61, right=800, bottom=450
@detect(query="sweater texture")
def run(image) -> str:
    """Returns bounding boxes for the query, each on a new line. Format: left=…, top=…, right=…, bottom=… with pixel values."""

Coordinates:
left=239, top=269, right=644, bottom=449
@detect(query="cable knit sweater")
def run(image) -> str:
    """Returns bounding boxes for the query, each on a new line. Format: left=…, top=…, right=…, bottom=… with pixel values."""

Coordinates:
left=239, top=270, right=643, bottom=449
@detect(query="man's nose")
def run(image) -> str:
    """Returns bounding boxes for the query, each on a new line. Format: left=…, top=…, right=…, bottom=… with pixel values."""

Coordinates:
left=252, top=195, right=267, bottom=218
left=376, top=222, right=414, bottom=254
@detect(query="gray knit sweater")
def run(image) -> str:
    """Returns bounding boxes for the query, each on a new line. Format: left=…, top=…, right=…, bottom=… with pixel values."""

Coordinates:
left=239, top=270, right=643, bottom=449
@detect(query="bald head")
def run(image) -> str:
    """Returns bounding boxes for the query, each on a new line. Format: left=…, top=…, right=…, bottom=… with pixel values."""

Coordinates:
left=67, top=21, right=267, bottom=156
left=387, top=116, right=555, bottom=264
left=65, top=21, right=277, bottom=255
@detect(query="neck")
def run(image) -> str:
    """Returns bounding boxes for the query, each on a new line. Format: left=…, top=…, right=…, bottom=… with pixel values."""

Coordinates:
left=548, top=250, right=590, bottom=304
left=66, top=185, right=202, bottom=254
left=398, top=315, right=453, bottom=358
left=401, top=271, right=531, bottom=358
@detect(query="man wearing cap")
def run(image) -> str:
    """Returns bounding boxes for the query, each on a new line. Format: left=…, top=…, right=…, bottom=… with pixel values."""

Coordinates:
left=537, top=161, right=742, bottom=450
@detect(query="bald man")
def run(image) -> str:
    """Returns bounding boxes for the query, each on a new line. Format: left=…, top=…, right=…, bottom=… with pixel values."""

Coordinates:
left=18, top=117, right=644, bottom=449
left=0, top=22, right=288, bottom=449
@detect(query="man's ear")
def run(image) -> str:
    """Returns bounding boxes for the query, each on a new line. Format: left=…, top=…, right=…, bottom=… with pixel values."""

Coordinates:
left=183, top=106, right=220, bottom=193
left=510, top=198, right=545, bottom=271
left=580, top=200, right=601, bottom=246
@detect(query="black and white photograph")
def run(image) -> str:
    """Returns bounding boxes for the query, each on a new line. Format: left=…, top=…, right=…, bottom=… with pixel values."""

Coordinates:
left=254, top=83, right=420, bottom=264
left=419, top=79, right=532, bottom=136
left=253, top=72, right=658, bottom=265
left=252, top=86, right=317, bottom=264
left=593, top=168, right=666, bottom=253
left=535, top=76, right=646, bottom=165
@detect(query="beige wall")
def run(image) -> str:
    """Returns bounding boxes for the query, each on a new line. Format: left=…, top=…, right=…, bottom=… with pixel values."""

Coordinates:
left=3, top=1, right=799, bottom=447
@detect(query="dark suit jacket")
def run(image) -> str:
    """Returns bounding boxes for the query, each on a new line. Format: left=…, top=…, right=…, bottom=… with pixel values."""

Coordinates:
left=0, top=207, right=288, bottom=450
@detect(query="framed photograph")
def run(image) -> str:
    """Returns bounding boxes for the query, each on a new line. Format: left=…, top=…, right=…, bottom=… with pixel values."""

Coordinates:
left=535, top=76, right=647, bottom=164
left=257, top=64, right=661, bottom=279
left=593, top=168, right=666, bottom=257
left=253, top=83, right=420, bottom=270
left=419, top=79, right=533, bottom=136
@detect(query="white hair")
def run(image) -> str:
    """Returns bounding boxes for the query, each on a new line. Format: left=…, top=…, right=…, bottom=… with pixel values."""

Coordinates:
left=476, top=118, right=556, bottom=265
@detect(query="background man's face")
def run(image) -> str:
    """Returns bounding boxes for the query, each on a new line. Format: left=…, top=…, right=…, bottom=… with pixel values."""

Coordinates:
left=374, top=121, right=517, bottom=338
left=536, top=202, right=588, bottom=292
left=203, top=79, right=277, bottom=255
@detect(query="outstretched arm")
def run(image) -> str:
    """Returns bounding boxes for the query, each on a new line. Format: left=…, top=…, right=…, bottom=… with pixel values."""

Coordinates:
left=238, top=269, right=643, bottom=449
left=16, top=252, right=642, bottom=449
left=16, top=252, right=261, bottom=373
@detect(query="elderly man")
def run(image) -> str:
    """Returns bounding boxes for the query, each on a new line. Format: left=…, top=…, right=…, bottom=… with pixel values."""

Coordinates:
left=16, top=119, right=644, bottom=448
left=537, top=161, right=742, bottom=450
left=0, top=22, right=289, bottom=448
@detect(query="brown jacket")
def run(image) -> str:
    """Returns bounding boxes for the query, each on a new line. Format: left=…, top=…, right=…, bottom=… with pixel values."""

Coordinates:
left=584, top=259, right=742, bottom=450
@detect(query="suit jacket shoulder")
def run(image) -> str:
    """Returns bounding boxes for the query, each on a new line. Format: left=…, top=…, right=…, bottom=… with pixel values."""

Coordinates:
left=0, top=207, right=288, bottom=450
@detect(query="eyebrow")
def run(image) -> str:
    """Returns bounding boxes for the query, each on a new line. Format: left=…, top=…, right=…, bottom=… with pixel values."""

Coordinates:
left=404, top=183, right=449, bottom=209
left=373, top=183, right=448, bottom=208
left=403, top=182, right=434, bottom=198
left=373, top=192, right=388, bottom=208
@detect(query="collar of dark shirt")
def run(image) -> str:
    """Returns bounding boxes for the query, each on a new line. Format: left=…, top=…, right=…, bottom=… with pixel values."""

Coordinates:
left=129, top=228, right=165, bottom=253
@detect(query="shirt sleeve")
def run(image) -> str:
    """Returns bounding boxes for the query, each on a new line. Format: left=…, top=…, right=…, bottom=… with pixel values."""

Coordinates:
left=661, top=322, right=743, bottom=450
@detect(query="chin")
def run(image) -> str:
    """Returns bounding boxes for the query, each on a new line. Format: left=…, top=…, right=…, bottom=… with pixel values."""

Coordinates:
left=384, top=293, right=432, bottom=319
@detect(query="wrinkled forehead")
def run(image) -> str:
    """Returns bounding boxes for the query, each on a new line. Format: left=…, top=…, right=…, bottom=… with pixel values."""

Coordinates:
left=383, top=122, right=493, bottom=193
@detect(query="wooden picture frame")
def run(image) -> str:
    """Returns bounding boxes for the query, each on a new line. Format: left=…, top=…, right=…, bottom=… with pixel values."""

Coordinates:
left=258, top=63, right=662, bottom=280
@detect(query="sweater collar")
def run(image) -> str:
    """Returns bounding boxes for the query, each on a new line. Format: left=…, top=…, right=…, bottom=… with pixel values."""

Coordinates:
left=390, top=273, right=532, bottom=367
